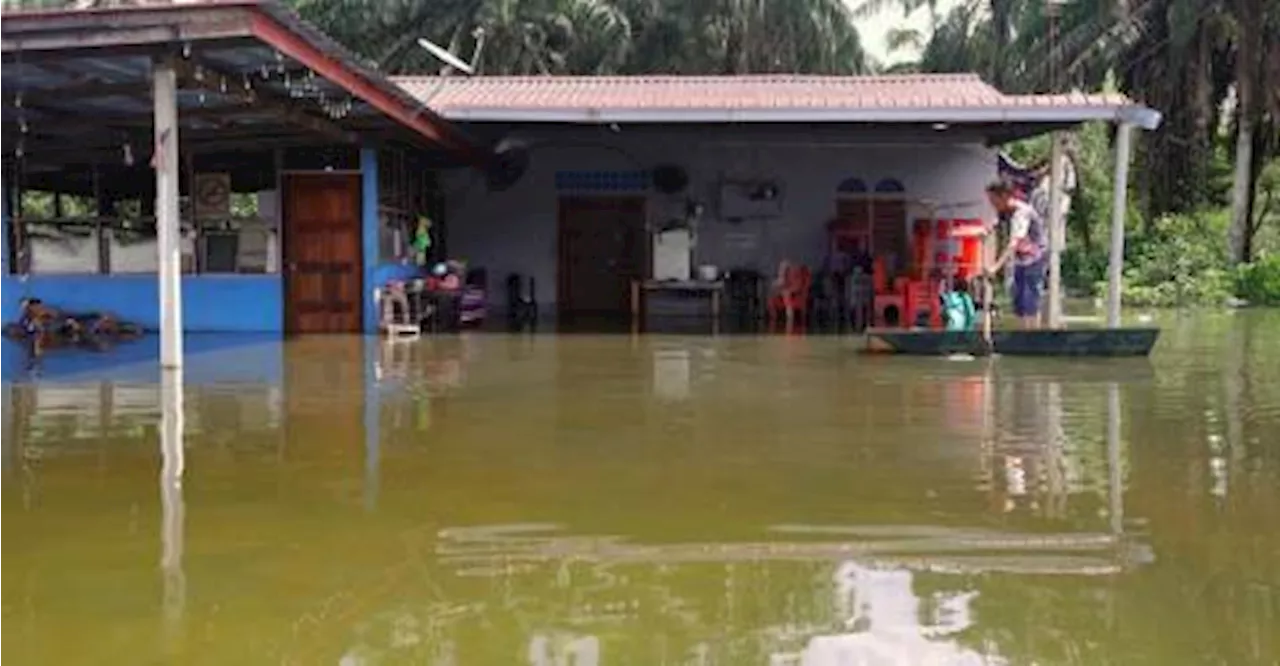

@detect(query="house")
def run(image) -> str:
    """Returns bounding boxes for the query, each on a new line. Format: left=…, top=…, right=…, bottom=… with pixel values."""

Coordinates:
left=2, top=0, right=1160, bottom=353
left=1, top=0, right=477, bottom=342
left=396, top=75, right=1157, bottom=321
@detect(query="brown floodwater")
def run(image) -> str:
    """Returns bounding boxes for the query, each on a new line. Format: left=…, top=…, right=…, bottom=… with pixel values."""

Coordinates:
left=3, top=312, right=1279, bottom=665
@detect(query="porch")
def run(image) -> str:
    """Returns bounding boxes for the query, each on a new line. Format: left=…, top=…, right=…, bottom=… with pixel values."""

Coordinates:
left=1, top=1, right=473, bottom=345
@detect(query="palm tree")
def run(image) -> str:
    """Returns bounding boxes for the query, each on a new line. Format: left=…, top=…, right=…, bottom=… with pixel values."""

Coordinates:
left=293, top=0, right=868, bottom=76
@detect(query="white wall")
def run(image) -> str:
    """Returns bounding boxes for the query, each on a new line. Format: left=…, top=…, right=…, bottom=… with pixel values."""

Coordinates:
left=444, top=125, right=998, bottom=307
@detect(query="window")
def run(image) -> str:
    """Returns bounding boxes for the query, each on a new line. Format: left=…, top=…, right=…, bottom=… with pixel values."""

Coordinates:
left=377, top=146, right=444, bottom=266
left=6, top=186, right=279, bottom=276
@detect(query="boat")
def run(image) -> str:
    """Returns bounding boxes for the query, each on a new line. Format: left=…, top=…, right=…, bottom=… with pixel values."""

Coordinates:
left=863, top=327, right=1160, bottom=357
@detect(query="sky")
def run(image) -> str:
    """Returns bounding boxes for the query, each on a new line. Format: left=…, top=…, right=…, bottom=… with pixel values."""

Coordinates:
left=850, top=0, right=962, bottom=66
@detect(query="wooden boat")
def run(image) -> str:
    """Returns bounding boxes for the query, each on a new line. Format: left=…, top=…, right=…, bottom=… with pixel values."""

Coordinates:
left=863, top=327, right=1160, bottom=357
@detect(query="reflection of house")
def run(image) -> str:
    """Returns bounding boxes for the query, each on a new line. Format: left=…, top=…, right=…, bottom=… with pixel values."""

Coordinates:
left=782, top=562, right=989, bottom=666
left=315, top=524, right=1138, bottom=663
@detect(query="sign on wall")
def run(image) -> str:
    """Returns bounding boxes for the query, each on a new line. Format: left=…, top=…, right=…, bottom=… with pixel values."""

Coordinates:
left=194, top=173, right=231, bottom=219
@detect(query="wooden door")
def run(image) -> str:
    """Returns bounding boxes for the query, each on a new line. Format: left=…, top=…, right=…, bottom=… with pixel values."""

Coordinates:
left=283, top=174, right=363, bottom=334
left=557, top=197, right=647, bottom=316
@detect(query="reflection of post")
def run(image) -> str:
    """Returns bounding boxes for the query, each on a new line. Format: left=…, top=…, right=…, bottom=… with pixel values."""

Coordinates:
left=1045, top=380, right=1067, bottom=518
left=160, top=368, right=186, bottom=634
left=2, top=384, right=13, bottom=474
left=363, top=338, right=380, bottom=512
left=1106, top=382, right=1123, bottom=536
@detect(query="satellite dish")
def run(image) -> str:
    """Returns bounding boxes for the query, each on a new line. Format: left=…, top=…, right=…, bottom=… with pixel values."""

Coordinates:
left=651, top=164, right=688, bottom=194
left=417, top=37, right=475, bottom=76
left=485, top=140, right=530, bottom=192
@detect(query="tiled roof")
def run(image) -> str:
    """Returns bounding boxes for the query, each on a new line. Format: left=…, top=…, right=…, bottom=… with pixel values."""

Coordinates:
left=397, top=74, right=1008, bottom=111
left=392, top=74, right=1142, bottom=124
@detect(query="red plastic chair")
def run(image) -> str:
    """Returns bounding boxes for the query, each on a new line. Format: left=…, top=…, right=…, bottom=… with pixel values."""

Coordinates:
left=768, top=264, right=812, bottom=331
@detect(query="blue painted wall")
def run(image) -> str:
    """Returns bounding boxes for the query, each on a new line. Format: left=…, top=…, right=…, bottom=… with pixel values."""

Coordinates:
left=1, top=274, right=282, bottom=332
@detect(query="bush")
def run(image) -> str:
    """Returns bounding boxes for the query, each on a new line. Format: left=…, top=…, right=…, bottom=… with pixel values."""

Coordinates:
left=1235, top=253, right=1280, bottom=305
left=1092, top=210, right=1238, bottom=307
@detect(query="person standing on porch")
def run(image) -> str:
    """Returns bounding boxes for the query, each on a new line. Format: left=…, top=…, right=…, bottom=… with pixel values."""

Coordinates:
left=983, top=181, right=1047, bottom=329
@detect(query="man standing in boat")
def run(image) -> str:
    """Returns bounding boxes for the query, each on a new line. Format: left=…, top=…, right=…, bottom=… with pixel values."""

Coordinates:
left=984, top=181, right=1047, bottom=329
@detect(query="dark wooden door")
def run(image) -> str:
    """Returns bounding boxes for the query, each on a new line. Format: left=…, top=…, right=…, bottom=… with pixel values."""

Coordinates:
left=283, top=174, right=363, bottom=334
left=557, top=196, right=647, bottom=316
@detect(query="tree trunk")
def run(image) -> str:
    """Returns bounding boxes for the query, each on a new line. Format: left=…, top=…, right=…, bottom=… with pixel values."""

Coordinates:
left=1230, top=121, right=1255, bottom=263
left=1229, top=0, right=1261, bottom=265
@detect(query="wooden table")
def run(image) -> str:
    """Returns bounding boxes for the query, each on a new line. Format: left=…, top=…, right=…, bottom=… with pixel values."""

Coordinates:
left=631, top=279, right=724, bottom=332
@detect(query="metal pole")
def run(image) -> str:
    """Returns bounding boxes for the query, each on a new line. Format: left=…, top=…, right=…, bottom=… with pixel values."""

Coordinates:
left=1106, top=123, right=1133, bottom=328
left=154, top=56, right=183, bottom=368
left=1046, top=132, right=1066, bottom=328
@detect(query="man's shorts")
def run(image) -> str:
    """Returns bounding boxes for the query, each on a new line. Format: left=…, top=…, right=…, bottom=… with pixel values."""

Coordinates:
left=1012, top=260, right=1046, bottom=318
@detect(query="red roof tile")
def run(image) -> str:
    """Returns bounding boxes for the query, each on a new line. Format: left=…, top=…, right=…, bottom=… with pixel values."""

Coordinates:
left=393, top=74, right=1142, bottom=125
left=394, top=74, right=1012, bottom=112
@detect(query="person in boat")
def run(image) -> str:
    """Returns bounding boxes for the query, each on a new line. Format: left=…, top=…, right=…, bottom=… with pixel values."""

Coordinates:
left=984, top=180, right=1047, bottom=329
left=941, top=278, right=978, bottom=331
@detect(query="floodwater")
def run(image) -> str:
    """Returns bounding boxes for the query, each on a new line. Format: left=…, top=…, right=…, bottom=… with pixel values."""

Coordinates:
left=3, top=313, right=1279, bottom=666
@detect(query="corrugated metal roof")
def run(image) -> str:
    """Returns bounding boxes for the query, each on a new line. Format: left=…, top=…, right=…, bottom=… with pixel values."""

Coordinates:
left=392, top=74, right=1147, bottom=126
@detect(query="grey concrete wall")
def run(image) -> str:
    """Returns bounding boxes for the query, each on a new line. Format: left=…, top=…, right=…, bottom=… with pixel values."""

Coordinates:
left=444, top=125, right=998, bottom=307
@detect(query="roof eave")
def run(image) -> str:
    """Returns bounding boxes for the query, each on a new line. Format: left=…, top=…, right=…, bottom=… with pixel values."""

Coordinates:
left=434, top=104, right=1162, bottom=128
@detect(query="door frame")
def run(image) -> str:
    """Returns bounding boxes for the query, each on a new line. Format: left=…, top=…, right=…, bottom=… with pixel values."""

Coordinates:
left=555, top=195, right=649, bottom=316
left=280, top=172, right=365, bottom=335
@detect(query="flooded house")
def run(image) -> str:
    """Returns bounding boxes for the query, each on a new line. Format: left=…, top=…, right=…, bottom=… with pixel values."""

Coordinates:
left=1, top=1, right=476, bottom=337
left=3, top=1, right=1160, bottom=343
left=404, top=75, right=1154, bottom=325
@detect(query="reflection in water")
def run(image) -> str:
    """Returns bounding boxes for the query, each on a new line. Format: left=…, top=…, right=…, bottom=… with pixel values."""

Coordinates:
left=4, top=314, right=1280, bottom=665
left=160, top=368, right=185, bottom=641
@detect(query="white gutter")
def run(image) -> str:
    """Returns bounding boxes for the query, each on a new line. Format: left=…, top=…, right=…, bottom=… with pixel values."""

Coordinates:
left=434, top=104, right=1161, bottom=126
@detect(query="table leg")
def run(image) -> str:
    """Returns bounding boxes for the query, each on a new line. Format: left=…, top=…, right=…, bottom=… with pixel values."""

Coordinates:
left=631, top=280, right=640, bottom=332
left=711, top=290, right=721, bottom=335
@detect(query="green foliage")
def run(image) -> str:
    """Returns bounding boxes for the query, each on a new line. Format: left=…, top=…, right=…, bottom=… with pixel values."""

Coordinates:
left=1235, top=253, right=1280, bottom=305
left=290, top=0, right=869, bottom=76
left=1114, top=210, right=1237, bottom=307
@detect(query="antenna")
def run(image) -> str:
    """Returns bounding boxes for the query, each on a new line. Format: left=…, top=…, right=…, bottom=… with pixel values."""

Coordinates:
left=417, top=37, right=475, bottom=76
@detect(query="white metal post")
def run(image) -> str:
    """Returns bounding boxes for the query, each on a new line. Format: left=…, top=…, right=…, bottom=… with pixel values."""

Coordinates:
left=1106, top=123, right=1134, bottom=328
left=154, top=56, right=183, bottom=368
left=1045, top=132, right=1066, bottom=328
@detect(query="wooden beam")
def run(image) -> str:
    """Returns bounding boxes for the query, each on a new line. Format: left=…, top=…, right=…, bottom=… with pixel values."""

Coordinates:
left=174, top=57, right=355, bottom=143
left=1, top=7, right=253, bottom=52
left=10, top=81, right=152, bottom=106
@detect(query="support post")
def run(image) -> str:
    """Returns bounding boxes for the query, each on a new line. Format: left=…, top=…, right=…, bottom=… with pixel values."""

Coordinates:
left=360, top=146, right=380, bottom=334
left=1, top=182, right=9, bottom=278
left=154, top=56, right=183, bottom=368
left=1045, top=132, right=1066, bottom=328
left=1106, top=123, right=1134, bottom=328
